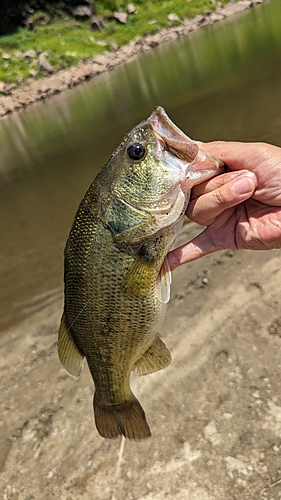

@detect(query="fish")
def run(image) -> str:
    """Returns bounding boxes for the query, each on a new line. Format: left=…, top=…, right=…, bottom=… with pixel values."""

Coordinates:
left=58, top=106, right=224, bottom=440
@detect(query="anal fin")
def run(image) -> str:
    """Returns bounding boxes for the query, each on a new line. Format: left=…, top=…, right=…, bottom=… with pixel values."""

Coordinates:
left=58, top=315, right=84, bottom=379
left=134, top=335, right=171, bottom=376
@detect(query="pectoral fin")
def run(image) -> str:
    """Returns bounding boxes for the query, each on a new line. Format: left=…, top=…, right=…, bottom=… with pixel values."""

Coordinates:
left=58, top=315, right=84, bottom=379
left=134, top=336, right=171, bottom=376
left=156, top=258, right=172, bottom=304
left=122, top=256, right=156, bottom=296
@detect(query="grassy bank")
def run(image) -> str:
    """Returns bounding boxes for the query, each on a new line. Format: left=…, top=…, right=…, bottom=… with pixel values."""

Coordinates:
left=0, top=0, right=234, bottom=85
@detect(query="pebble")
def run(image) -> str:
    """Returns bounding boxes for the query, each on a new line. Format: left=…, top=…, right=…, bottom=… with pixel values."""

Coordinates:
left=252, top=391, right=260, bottom=398
left=112, top=12, right=128, bottom=24
left=127, top=3, right=137, bottom=14
left=39, top=55, right=54, bottom=73
left=23, top=49, right=37, bottom=58
left=168, top=13, right=180, bottom=22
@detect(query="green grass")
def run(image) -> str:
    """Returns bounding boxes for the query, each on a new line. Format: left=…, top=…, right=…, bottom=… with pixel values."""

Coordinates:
left=0, top=0, right=234, bottom=85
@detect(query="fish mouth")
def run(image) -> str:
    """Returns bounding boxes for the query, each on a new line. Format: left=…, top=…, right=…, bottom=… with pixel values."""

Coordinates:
left=149, top=106, right=225, bottom=191
left=149, top=106, right=199, bottom=163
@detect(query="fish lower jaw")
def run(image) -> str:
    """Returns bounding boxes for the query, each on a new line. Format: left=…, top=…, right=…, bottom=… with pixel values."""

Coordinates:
left=180, top=169, right=222, bottom=192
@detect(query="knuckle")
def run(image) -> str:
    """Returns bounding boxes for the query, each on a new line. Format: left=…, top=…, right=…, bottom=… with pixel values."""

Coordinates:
left=214, top=189, right=227, bottom=206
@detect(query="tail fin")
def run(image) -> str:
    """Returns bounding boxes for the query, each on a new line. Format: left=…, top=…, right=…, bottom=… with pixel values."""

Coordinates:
left=93, top=394, right=151, bottom=440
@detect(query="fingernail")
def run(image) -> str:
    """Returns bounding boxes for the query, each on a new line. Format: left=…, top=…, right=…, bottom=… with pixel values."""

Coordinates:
left=231, top=175, right=256, bottom=196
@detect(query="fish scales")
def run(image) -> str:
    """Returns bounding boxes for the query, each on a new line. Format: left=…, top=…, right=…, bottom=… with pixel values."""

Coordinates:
left=64, top=192, right=169, bottom=394
left=58, top=106, right=224, bottom=440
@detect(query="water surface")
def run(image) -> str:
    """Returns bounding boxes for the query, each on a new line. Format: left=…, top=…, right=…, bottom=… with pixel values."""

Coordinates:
left=0, top=0, right=280, bottom=332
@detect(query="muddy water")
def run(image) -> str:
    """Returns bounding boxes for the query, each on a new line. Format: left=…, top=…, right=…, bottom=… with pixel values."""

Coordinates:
left=0, top=0, right=280, bottom=332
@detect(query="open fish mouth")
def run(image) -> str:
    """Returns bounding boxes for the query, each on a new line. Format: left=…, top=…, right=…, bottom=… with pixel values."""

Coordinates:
left=149, top=106, right=225, bottom=191
left=149, top=106, right=199, bottom=163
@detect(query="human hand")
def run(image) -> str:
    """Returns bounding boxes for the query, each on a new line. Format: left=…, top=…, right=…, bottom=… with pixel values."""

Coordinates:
left=168, top=142, right=281, bottom=270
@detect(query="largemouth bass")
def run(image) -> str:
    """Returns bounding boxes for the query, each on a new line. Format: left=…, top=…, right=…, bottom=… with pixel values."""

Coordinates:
left=58, top=106, right=224, bottom=440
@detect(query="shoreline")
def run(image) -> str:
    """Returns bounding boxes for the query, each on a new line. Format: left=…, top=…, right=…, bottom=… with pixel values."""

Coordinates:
left=0, top=0, right=267, bottom=118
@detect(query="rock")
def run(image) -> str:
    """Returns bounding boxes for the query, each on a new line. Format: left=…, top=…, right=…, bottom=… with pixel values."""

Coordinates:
left=127, top=3, right=137, bottom=14
left=0, top=81, right=7, bottom=94
left=90, top=15, right=106, bottom=31
left=222, top=2, right=250, bottom=16
left=0, top=82, right=14, bottom=95
left=27, top=12, right=50, bottom=28
left=91, top=62, right=105, bottom=75
left=268, top=316, right=281, bottom=336
left=2, top=53, right=11, bottom=60
left=93, top=54, right=108, bottom=66
left=39, top=78, right=65, bottom=94
left=110, top=42, right=119, bottom=52
left=168, top=13, right=180, bottom=22
left=134, top=36, right=144, bottom=45
left=67, top=70, right=84, bottom=86
left=145, top=35, right=161, bottom=48
left=72, top=6, right=92, bottom=19
left=38, top=13, right=51, bottom=26
left=192, top=14, right=205, bottom=24
left=209, top=12, right=225, bottom=22
left=24, top=17, right=35, bottom=30
left=29, top=70, right=37, bottom=78
left=0, top=96, right=15, bottom=113
left=39, top=55, right=54, bottom=74
left=112, top=12, right=128, bottom=24
left=55, top=9, right=70, bottom=22
left=80, top=63, right=94, bottom=79
left=187, top=21, right=199, bottom=32
left=65, top=50, right=77, bottom=57
left=23, top=49, right=37, bottom=58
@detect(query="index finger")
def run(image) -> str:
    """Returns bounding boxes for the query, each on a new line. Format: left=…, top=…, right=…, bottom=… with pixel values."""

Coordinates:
left=202, top=141, right=251, bottom=167
left=191, top=170, right=251, bottom=199
left=201, top=140, right=273, bottom=171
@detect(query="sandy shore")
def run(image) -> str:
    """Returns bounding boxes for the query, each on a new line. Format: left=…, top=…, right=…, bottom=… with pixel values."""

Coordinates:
left=1, top=221, right=281, bottom=499
left=0, top=0, right=267, bottom=118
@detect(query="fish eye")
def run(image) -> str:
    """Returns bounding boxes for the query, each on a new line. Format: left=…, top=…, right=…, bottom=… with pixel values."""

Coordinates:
left=127, top=143, right=146, bottom=161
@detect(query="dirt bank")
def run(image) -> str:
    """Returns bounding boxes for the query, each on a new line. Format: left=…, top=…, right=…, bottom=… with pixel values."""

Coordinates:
left=1, top=221, right=281, bottom=499
left=0, top=0, right=267, bottom=118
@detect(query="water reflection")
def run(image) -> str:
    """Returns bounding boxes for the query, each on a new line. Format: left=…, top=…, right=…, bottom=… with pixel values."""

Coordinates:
left=0, top=0, right=280, bottom=332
